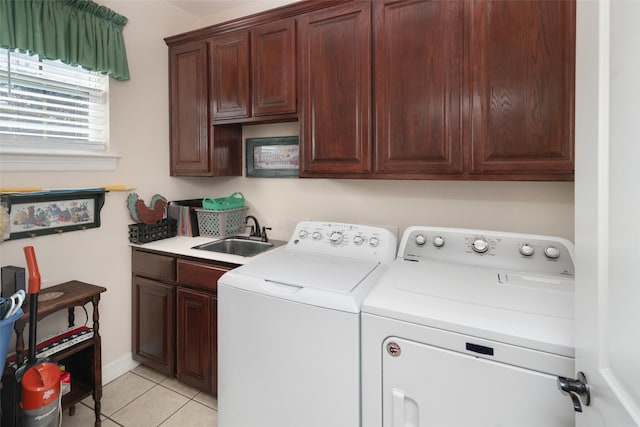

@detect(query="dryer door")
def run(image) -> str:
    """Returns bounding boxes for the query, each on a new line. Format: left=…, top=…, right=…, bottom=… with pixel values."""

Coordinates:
left=382, top=336, right=573, bottom=427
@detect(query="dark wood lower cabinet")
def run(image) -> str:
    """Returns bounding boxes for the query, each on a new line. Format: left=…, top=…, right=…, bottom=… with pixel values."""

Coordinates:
left=176, top=287, right=216, bottom=392
left=132, top=276, right=176, bottom=376
left=132, top=248, right=235, bottom=395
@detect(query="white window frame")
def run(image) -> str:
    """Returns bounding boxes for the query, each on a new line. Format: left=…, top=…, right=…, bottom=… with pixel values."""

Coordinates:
left=0, top=48, right=119, bottom=171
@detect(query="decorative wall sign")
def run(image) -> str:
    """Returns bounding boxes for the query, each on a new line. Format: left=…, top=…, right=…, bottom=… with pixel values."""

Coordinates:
left=0, top=189, right=106, bottom=240
left=246, top=136, right=299, bottom=177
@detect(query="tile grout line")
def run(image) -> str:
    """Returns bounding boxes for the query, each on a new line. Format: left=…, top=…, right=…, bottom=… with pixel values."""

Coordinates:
left=156, top=398, right=192, bottom=426
left=98, top=369, right=217, bottom=426
left=76, top=400, right=125, bottom=426
left=107, top=382, right=163, bottom=424
left=130, top=369, right=218, bottom=410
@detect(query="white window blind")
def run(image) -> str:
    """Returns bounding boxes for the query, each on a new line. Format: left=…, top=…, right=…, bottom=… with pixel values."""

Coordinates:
left=0, top=47, right=109, bottom=153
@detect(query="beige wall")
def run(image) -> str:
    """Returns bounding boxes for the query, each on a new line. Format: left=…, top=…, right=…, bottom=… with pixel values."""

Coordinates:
left=198, top=0, right=302, bottom=26
left=0, top=0, right=574, bottom=376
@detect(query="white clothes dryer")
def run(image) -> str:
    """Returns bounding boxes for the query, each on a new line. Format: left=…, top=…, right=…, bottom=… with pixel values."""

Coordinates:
left=361, top=226, right=577, bottom=427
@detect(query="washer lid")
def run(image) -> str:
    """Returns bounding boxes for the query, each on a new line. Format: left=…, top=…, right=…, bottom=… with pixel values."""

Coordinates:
left=235, top=249, right=380, bottom=294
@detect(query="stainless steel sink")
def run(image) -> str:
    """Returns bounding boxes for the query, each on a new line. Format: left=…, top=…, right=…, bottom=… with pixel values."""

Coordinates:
left=192, top=236, right=286, bottom=257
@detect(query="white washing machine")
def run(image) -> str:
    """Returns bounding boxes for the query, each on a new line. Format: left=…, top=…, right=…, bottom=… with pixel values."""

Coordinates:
left=218, top=221, right=397, bottom=427
left=361, top=226, right=577, bottom=427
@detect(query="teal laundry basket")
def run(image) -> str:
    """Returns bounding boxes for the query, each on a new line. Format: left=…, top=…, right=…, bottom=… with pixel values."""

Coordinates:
left=0, top=308, right=23, bottom=377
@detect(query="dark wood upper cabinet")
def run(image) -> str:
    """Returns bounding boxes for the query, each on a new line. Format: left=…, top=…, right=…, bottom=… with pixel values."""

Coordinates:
left=166, top=0, right=575, bottom=181
left=374, top=0, right=464, bottom=177
left=169, top=40, right=210, bottom=176
left=210, top=20, right=297, bottom=124
left=297, top=0, right=574, bottom=180
left=469, top=0, right=575, bottom=179
left=210, top=31, right=251, bottom=121
left=168, top=39, right=242, bottom=177
left=251, top=19, right=297, bottom=117
left=298, top=2, right=372, bottom=176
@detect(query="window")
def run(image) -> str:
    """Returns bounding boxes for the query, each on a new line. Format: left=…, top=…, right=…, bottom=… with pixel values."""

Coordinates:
left=0, top=48, right=117, bottom=171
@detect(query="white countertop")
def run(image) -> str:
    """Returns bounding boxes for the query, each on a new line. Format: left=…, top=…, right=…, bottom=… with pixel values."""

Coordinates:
left=129, top=235, right=284, bottom=265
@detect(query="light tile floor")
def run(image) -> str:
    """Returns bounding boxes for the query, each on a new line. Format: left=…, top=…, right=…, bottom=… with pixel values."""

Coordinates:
left=61, top=365, right=218, bottom=426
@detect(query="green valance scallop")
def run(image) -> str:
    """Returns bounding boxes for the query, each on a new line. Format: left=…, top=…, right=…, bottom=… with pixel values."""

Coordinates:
left=0, top=0, right=130, bottom=80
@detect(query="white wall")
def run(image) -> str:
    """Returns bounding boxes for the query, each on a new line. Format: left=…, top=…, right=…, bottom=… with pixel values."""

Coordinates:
left=0, top=0, right=574, bottom=376
left=0, top=0, right=202, bottom=371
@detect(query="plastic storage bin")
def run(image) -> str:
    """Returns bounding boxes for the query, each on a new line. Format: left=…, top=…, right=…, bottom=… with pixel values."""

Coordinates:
left=0, top=309, right=23, bottom=378
left=128, top=218, right=177, bottom=244
left=202, top=192, right=245, bottom=211
left=195, top=207, right=249, bottom=238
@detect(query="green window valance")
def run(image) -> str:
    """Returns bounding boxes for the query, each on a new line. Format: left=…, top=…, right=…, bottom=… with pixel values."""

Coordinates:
left=0, top=0, right=130, bottom=80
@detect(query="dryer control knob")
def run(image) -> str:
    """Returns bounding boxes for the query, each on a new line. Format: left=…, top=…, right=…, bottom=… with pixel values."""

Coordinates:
left=299, top=230, right=308, bottom=239
left=544, top=246, right=561, bottom=259
left=330, top=231, right=343, bottom=245
left=312, top=232, right=322, bottom=241
left=369, top=237, right=380, bottom=247
left=415, top=234, right=427, bottom=246
left=433, top=236, right=445, bottom=248
left=472, top=238, right=489, bottom=253
left=353, top=235, right=364, bottom=245
left=520, top=244, right=535, bottom=256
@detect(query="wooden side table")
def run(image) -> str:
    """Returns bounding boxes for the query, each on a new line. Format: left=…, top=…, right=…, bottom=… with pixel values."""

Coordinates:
left=11, top=280, right=106, bottom=427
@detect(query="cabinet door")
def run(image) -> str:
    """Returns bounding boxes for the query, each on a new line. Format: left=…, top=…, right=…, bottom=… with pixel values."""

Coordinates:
left=469, top=0, right=575, bottom=180
left=177, top=287, right=213, bottom=393
left=374, top=0, right=464, bottom=176
left=169, top=40, right=211, bottom=176
left=298, top=2, right=372, bottom=175
left=251, top=19, right=297, bottom=116
left=133, top=277, right=176, bottom=375
left=210, top=31, right=251, bottom=121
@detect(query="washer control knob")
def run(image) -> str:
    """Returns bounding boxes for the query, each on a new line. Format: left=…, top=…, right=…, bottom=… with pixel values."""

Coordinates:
left=472, top=238, right=489, bottom=254
left=520, top=244, right=535, bottom=256
left=544, top=246, right=561, bottom=259
left=433, top=236, right=445, bottom=248
left=329, top=231, right=343, bottom=245
left=353, top=235, right=364, bottom=246
left=299, top=230, right=308, bottom=239
left=312, top=231, right=322, bottom=241
left=369, top=237, right=380, bottom=247
left=415, top=234, right=427, bottom=246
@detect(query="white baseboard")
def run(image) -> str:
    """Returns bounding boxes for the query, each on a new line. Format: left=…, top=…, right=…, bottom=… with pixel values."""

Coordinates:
left=102, top=352, right=139, bottom=385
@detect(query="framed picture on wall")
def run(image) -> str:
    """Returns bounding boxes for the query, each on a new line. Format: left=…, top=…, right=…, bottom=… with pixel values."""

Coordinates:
left=0, top=189, right=106, bottom=240
left=246, top=136, right=299, bottom=178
